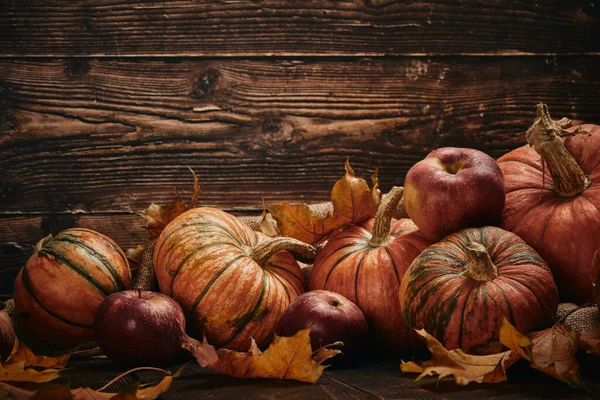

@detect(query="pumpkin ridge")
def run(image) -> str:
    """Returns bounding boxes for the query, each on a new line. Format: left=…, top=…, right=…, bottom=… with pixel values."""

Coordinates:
left=458, top=283, right=480, bottom=350
left=168, top=241, right=238, bottom=296
left=68, top=229, right=130, bottom=276
left=323, top=246, right=369, bottom=289
left=265, top=262, right=303, bottom=290
left=269, top=269, right=292, bottom=302
left=383, top=247, right=401, bottom=284
left=489, top=281, right=515, bottom=325
left=20, top=265, right=92, bottom=329
left=505, top=194, right=557, bottom=233
left=581, top=192, right=600, bottom=215
left=158, top=221, right=241, bottom=258
left=222, top=269, right=269, bottom=347
left=190, top=254, right=246, bottom=315
left=537, top=202, right=563, bottom=251
left=52, top=236, right=124, bottom=292
left=353, top=250, right=370, bottom=307
left=499, top=275, right=544, bottom=313
left=38, top=247, right=110, bottom=297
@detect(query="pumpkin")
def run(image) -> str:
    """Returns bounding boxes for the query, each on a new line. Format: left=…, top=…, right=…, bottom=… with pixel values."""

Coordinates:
left=498, top=104, right=600, bottom=304
left=154, top=207, right=313, bottom=351
left=399, top=226, right=559, bottom=354
left=13, top=228, right=131, bottom=349
left=309, top=187, right=432, bottom=351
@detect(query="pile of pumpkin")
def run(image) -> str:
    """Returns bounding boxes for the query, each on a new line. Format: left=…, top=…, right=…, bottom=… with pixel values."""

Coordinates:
left=2, top=104, right=600, bottom=374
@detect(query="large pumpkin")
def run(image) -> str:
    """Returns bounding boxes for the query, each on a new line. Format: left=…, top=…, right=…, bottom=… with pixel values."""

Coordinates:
left=498, top=104, right=600, bottom=304
left=399, top=226, right=558, bottom=354
left=309, top=187, right=432, bottom=351
left=13, top=228, right=131, bottom=349
left=154, top=207, right=311, bottom=351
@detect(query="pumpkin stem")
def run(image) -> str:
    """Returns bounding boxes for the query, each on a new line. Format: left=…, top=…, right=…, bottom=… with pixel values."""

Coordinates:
left=369, top=186, right=404, bottom=247
left=252, top=237, right=316, bottom=267
left=526, top=103, right=591, bottom=197
left=463, top=243, right=498, bottom=281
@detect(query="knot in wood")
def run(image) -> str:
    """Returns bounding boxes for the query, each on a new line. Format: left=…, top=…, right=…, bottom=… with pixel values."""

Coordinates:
left=194, top=69, right=221, bottom=98
left=65, top=59, right=90, bottom=79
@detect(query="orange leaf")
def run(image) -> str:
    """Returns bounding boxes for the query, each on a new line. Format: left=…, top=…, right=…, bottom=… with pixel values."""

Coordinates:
left=183, top=327, right=341, bottom=383
left=8, top=344, right=70, bottom=370
left=0, top=361, right=62, bottom=383
left=139, top=168, right=201, bottom=237
left=530, top=323, right=582, bottom=387
left=499, top=316, right=532, bottom=362
left=270, top=159, right=380, bottom=244
left=400, top=329, right=514, bottom=385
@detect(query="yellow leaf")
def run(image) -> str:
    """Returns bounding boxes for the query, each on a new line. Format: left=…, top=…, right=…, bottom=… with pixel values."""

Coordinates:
left=138, top=168, right=201, bottom=237
left=8, top=344, right=70, bottom=369
left=400, top=329, right=513, bottom=386
left=0, top=361, right=61, bottom=383
left=530, top=324, right=582, bottom=387
left=134, top=363, right=187, bottom=399
left=183, top=327, right=341, bottom=383
left=270, top=159, right=380, bottom=244
left=499, top=316, right=532, bottom=362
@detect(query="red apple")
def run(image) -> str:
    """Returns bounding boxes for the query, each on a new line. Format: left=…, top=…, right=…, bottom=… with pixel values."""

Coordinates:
left=94, top=290, right=185, bottom=367
left=404, top=147, right=505, bottom=241
left=0, top=302, right=15, bottom=363
left=278, top=290, right=368, bottom=367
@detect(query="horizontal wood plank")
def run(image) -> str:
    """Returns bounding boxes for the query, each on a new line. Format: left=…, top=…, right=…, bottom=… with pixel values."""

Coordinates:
left=1, top=1, right=599, bottom=57
left=1, top=57, right=599, bottom=215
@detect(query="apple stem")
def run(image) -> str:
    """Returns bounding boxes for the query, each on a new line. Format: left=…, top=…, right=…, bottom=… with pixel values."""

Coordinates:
left=97, top=366, right=171, bottom=392
left=137, top=288, right=142, bottom=299
left=463, top=242, right=498, bottom=281
left=252, top=237, right=316, bottom=267
left=369, top=186, right=404, bottom=247
left=526, top=103, right=591, bottom=197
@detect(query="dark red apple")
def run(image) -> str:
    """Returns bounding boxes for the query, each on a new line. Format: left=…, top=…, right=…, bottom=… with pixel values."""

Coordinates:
left=0, top=302, right=15, bottom=363
left=404, top=147, right=505, bottom=241
left=94, top=290, right=185, bottom=367
left=278, top=290, right=368, bottom=367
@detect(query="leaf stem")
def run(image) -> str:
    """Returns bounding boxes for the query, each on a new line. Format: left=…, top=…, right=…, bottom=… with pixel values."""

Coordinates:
left=97, top=366, right=171, bottom=392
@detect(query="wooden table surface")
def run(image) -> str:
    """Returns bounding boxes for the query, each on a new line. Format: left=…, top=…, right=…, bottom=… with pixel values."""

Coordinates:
left=34, top=351, right=598, bottom=399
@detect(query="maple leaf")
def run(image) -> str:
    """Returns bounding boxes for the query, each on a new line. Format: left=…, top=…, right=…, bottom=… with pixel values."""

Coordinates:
left=580, top=322, right=600, bottom=357
left=270, top=159, right=381, bottom=245
left=529, top=323, right=582, bottom=387
left=0, top=361, right=61, bottom=383
left=138, top=167, right=201, bottom=237
left=8, top=343, right=70, bottom=369
left=400, top=329, right=514, bottom=385
left=182, top=327, right=341, bottom=383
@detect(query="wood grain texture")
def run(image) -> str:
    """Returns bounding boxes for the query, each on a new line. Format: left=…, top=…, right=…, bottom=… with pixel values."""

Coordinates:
left=1, top=1, right=599, bottom=57
left=1, top=57, right=599, bottom=215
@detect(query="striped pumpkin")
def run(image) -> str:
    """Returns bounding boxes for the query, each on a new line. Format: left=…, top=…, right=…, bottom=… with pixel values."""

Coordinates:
left=309, top=188, right=432, bottom=351
left=13, top=228, right=131, bottom=349
left=154, top=207, right=311, bottom=351
left=399, top=226, right=559, bottom=354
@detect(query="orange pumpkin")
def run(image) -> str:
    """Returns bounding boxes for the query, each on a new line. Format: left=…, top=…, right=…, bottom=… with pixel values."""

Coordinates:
left=309, top=187, right=432, bottom=351
left=400, top=226, right=559, bottom=354
left=13, top=228, right=131, bottom=349
left=154, top=207, right=312, bottom=351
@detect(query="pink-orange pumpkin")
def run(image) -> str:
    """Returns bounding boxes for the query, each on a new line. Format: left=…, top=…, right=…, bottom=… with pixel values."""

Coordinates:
left=309, top=188, right=432, bottom=351
left=498, top=104, right=600, bottom=304
left=154, top=207, right=311, bottom=351
left=13, top=228, right=131, bottom=349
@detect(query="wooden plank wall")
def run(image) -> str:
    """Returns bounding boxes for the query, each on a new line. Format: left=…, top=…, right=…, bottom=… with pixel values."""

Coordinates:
left=1, top=1, right=599, bottom=298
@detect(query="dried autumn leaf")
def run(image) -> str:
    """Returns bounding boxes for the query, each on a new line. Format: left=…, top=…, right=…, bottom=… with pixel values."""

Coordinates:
left=270, top=159, right=381, bottom=244
left=591, top=249, right=600, bottom=302
left=139, top=167, right=201, bottom=237
left=0, top=361, right=61, bottom=383
left=530, top=323, right=582, bottom=387
left=182, top=327, right=341, bottom=383
left=580, top=323, right=600, bottom=357
left=258, top=198, right=280, bottom=237
left=0, top=381, right=33, bottom=400
left=8, top=343, right=70, bottom=369
left=400, top=329, right=513, bottom=385
left=499, top=316, right=532, bottom=362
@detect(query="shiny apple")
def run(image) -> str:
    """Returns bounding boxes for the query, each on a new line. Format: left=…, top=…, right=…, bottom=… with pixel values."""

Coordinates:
left=94, top=290, right=186, bottom=367
left=278, top=290, right=368, bottom=367
left=0, top=302, right=15, bottom=363
left=404, top=147, right=505, bottom=241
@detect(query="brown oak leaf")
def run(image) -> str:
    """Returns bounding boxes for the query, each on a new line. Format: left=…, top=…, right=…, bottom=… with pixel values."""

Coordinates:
left=139, top=167, right=201, bottom=237
left=400, top=329, right=514, bottom=385
left=270, top=159, right=381, bottom=245
left=530, top=323, right=582, bottom=387
left=182, top=327, right=341, bottom=383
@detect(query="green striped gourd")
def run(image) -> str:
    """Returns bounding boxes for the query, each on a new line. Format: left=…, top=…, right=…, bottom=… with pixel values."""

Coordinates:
left=154, top=207, right=314, bottom=351
left=13, top=228, right=131, bottom=349
left=399, top=226, right=559, bottom=354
